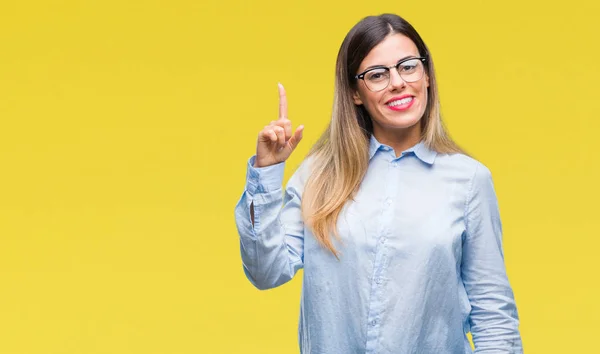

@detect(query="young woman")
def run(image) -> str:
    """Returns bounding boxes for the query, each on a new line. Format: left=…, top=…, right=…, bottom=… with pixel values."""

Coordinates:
left=234, top=13, right=523, bottom=354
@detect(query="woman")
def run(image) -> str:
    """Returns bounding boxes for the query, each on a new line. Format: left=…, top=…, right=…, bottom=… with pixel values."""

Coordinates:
left=234, top=13, right=523, bottom=354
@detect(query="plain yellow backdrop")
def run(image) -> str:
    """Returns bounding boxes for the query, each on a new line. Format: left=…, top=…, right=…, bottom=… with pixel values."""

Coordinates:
left=1, top=0, right=598, bottom=353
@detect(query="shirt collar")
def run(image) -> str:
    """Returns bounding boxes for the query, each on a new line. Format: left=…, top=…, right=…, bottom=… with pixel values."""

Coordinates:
left=368, top=135, right=437, bottom=165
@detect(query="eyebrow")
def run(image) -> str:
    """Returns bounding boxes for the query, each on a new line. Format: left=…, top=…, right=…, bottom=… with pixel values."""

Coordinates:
left=362, top=55, right=417, bottom=72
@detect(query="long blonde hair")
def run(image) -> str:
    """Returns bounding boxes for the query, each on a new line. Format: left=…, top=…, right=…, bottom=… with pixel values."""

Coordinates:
left=301, top=14, right=465, bottom=258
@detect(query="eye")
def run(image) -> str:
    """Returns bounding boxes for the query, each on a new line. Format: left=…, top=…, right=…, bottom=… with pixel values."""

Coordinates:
left=399, top=59, right=419, bottom=73
left=365, top=69, right=389, bottom=82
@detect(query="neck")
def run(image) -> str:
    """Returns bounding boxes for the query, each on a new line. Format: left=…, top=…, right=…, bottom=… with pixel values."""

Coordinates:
left=372, top=123, right=422, bottom=158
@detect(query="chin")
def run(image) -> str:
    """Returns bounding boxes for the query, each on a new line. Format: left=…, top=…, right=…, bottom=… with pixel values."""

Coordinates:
left=382, top=114, right=422, bottom=130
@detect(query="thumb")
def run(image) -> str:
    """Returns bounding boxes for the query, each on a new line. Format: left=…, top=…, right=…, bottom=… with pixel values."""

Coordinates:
left=287, top=125, right=304, bottom=151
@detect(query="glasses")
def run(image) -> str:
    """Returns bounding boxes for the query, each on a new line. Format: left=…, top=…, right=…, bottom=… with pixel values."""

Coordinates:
left=355, top=57, right=427, bottom=92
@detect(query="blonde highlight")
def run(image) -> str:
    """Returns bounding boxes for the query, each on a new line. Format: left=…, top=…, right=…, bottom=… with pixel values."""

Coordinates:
left=301, top=14, right=465, bottom=258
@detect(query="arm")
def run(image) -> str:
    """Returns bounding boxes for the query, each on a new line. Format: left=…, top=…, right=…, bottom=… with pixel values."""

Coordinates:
left=234, top=156, right=305, bottom=290
left=462, top=163, right=523, bottom=353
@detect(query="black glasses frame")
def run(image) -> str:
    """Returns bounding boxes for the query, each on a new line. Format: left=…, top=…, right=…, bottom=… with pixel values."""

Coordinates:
left=354, top=57, right=428, bottom=91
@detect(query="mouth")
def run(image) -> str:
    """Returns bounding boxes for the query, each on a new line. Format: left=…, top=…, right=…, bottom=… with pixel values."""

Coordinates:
left=385, top=96, right=415, bottom=111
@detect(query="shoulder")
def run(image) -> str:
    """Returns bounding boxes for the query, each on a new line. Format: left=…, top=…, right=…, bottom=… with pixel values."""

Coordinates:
left=285, top=154, right=317, bottom=192
left=433, top=152, right=497, bottom=200
left=295, top=153, right=317, bottom=178
left=435, top=152, right=493, bottom=180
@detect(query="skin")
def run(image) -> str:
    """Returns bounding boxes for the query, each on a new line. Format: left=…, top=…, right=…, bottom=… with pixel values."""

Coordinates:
left=352, top=33, right=430, bottom=157
left=249, top=33, right=429, bottom=221
left=251, top=83, right=303, bottom=224
left=254, top=83, right=303, bottom=169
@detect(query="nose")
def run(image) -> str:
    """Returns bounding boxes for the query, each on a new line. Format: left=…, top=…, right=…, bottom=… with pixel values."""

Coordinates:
left=388, top=69, right=406, bottom=91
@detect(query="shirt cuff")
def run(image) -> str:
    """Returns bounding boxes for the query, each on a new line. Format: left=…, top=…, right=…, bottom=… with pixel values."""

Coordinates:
left=245, top=156, right=285, bottom=196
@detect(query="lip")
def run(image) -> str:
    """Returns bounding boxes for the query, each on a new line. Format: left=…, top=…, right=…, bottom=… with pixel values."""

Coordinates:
left=385, top=94, right=413, bottom=104
left=385, top=95, right=415, bottom=111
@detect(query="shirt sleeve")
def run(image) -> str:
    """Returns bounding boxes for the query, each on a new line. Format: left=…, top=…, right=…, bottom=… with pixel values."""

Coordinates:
left=462, top=163, right=524, bottom=353
left=233, top=155, right=306, bottom=290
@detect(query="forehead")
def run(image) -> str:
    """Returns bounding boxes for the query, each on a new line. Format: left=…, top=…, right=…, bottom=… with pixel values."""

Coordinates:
left=358, top=33, right=420, bottom=71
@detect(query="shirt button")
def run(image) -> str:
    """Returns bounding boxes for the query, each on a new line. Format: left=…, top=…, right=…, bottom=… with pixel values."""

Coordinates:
left=379, top=237, right=386, bottom=244
left=370, top=319, right=378, bottom=327
left=385, top=198, right=392, bottom=206
left=375, top=277, right=382, bottom=285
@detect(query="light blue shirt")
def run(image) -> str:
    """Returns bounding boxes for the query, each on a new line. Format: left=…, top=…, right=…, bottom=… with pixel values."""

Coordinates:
left=234, top=135, right=523, bottom=353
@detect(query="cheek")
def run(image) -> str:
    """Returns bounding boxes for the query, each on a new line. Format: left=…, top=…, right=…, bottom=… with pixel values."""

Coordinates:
left=417, top=83, right=428, bottom=103
left=420, top=87, right=429, bottom=116
left=418, top=81, right=428, bottom=94
left=359, top=96, right=385, bottom=121
left=364, top=91, right=386, bottom=108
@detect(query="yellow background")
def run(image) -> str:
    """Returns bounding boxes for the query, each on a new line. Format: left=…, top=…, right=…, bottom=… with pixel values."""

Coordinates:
left=1, top=0, right=598, bottom=353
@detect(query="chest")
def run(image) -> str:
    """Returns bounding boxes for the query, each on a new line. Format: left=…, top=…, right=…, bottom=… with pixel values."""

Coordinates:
left=323, top=160, right=468, bottom=264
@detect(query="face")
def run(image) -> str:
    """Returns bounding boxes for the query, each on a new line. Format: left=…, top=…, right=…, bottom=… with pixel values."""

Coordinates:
left=352, top=33, right=429, bottom=137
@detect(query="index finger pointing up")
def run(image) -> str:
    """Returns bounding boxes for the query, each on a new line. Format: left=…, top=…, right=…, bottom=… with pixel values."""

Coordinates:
left=278, top=83, right=288, bottom=120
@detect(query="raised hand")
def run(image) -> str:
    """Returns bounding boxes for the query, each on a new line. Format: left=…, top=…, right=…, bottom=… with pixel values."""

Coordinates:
left=254, top=83, right=304, bottom=168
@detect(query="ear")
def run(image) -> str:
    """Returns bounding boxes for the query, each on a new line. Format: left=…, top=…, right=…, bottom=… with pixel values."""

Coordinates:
left=352, top=90, right=363, bottom=105
left=425, top=73, right=430, bottom=88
